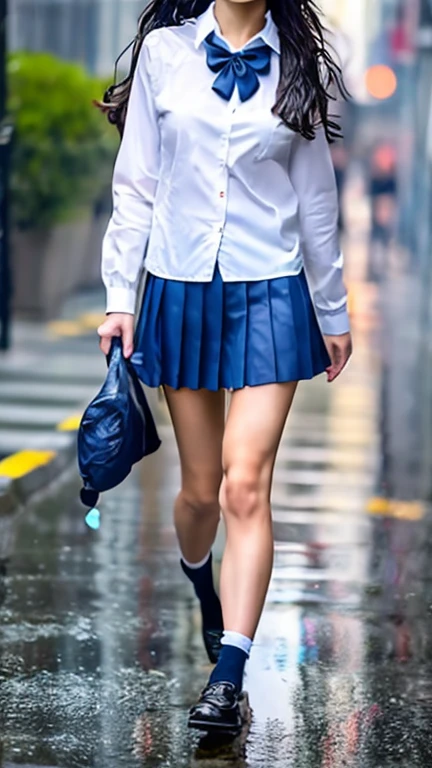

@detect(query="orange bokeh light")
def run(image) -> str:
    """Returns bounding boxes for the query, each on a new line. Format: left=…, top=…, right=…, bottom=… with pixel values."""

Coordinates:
left=365, top=65, right=398, bottom=100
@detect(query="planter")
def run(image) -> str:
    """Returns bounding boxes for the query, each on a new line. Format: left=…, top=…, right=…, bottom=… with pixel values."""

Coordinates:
left=11, top=214, right=93, bottom=321
left=77, top=209, right=111, bottom=291
left=8, top=52, right=118, bottom=318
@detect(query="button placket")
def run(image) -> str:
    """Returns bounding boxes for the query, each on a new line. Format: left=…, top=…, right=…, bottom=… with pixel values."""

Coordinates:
left=220, top=111, right=233, bottom=202
left=213, top=105, right=234, bottom=266
left=217, top=162, right=229, bottom=235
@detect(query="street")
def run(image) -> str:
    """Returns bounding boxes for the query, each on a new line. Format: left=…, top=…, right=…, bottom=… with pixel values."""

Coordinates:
left=2, top=290, right=432, bottom=766
left=2, top=1, right=432, bottom=764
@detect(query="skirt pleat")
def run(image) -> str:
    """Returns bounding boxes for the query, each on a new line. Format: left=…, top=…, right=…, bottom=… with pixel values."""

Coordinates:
left=132, top=265, right=331, bottom=392
left=245, top=279, right=277, bottom=387
left=222, top=279, right=247, bottom=391
left=200, top=271, right=224, bottom=390
left=133, top=274, right=164, bottom=388
left=160, top=277, right=185, bottom=389
left=288, top=271, right=314, bottom=378
left=294, top=272, right=330, bottom=377
left=268, top=275, right=293, bottom=382
left=180, top=282, right=204, bottom=391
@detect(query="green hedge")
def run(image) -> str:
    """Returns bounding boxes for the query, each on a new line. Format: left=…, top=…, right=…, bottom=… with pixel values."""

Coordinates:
left=8, top=52, right=118, bottom=230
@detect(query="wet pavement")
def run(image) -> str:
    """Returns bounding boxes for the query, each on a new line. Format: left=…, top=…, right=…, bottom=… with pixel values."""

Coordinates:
left=1, top=176, right=432, bottom=768
left=0, top=292, right=106, bottom=458
left=2, top=315, right=432, bottom=768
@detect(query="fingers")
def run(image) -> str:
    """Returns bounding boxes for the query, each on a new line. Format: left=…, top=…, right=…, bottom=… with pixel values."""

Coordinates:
left=99, top=335, right=113, bottom=357
left=122, top=324, right=134, bottom=359
left=326, top=352, right=345, bottom=383
left=324, top=333, right=352, bottom=383
left=97, top=323, right=119, bottom=357
left=325, top=344, right=339, bottom=383
left=97, top=314, right=134, bottom=359
left=327, top=354, right=347, bottom=383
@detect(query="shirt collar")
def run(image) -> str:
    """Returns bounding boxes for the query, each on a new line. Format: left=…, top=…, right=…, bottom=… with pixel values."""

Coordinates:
left=194, top=2, right=280, bottom=55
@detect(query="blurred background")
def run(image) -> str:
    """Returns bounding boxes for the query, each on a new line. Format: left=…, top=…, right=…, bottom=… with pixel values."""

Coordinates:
left=1, top=2, right=432, bottom=767
left=2, top=0, right=432, bottom=501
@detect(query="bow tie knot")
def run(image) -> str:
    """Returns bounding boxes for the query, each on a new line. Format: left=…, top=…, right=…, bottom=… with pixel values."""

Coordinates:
left=232, top=57, right=249, bottom=77
left=203, top=31, right=272, bottom=103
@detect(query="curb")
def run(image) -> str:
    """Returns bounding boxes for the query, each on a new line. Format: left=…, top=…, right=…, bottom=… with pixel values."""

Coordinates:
left=0, top=309, right=107, bottom=520
left=0, top=386, right=163, bottom=518
left=0, top=433, right=77, bottom=517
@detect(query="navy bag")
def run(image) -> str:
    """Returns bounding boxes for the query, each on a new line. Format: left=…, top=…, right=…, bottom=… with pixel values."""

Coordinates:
left=78, top=337, right=161, bottom=508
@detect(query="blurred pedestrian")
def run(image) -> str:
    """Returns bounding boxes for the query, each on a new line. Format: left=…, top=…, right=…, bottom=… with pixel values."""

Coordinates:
left=97, top=0, right=352, bottom=735
left=367, top=142, right=398, bottom=282
left=331, top=141, right=349, bottom=232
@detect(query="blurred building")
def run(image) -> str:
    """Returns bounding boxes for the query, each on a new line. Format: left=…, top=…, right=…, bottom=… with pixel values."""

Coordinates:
left=321, top=0, right=432, bottom=504
left=367, top=0, right=432, bottom=503
left=8, top=0, right=144, bottom=75
left=320, top=0, right=374, bottom=102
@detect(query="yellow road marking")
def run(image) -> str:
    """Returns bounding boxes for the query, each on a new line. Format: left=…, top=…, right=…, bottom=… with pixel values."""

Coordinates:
left=79, top=313, right=106, bottom=329
left=57, top=415, right=82, bottom=432
left=48, top=320, right=86, bottom=337
left=48, top=313, right=106, bottom=338
left=367, top=497, right=425, bottom=521
left=0, top=450, right=56, bottom=479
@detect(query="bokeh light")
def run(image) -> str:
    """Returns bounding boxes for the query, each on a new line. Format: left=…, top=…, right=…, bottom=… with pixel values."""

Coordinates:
left=365, top=64, right=398, bottom=100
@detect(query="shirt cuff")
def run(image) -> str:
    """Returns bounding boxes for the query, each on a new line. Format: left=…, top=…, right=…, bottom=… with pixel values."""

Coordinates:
left=315, top=304, right=350, bottom=336
left=106, top=286, right=136, bottom=315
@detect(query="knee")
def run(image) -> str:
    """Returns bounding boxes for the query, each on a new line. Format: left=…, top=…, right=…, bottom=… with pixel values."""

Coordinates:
left=179, top=488, right=220, bottom=519
left=219, top=466, right=264, bottom=521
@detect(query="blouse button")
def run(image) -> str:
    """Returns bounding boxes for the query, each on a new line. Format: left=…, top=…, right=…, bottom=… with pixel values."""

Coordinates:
left=220, top=191, right=225, bottom=198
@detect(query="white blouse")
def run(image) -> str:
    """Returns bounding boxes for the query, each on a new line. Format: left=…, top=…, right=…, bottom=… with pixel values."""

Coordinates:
left=102, top=2, right=349, bottom=336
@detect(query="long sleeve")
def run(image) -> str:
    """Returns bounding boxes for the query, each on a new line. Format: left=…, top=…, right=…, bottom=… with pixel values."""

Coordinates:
left=289, top=126, right=350, bottom=336
left=102, top=41, right=160, bottom=314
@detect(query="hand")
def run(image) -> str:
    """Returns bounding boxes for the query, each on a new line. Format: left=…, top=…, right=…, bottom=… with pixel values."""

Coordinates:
left=324, top=332, right=352, bottom=383
left=97, top=313, right=135, bottom=359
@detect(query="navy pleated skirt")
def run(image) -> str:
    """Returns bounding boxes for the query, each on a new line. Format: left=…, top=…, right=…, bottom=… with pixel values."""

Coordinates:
left=132, top=266, right=330, bottom=392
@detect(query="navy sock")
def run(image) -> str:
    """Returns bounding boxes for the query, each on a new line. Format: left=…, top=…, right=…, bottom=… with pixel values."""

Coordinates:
left=209, top=645, right=248, bottom=691
left=181, top=554, right=223, bottom=630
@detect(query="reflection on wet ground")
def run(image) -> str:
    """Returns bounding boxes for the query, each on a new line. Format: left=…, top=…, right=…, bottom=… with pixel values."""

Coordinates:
left=1, top=332, right=432, bottom=767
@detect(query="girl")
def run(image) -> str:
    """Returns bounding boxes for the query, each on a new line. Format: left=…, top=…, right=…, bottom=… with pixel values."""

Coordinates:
left=98, top=0, right=352, bottom=735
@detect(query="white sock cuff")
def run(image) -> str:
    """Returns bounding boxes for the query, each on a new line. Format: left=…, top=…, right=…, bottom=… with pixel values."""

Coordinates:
left=221, top=631, right=253, bottom=657
left=180, top=550, right=212, bottom=570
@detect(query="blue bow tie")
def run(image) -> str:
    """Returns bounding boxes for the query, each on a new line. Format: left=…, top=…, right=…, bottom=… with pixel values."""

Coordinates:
left=203, top=31, right=272, bottom=103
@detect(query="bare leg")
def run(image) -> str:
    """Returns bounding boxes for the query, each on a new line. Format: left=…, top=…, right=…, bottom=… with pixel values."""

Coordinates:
left=188, top=383, right=299, bottom=731
left=219, top=382, right=298, bottom=639
left=163, top=386, right=225, bottom=564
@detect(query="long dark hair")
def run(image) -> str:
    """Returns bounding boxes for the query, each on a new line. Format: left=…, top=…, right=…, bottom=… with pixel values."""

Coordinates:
left=102, top=0, right=347, bottom=141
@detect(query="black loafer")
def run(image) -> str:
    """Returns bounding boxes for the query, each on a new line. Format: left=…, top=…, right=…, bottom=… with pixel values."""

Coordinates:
left=203, top=628, right=223, bottom=664
left=188, top=681, right=242, bottom=734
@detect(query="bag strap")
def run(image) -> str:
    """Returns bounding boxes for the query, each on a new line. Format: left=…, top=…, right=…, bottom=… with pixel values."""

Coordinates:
left=106, top=336, right=123, bottom=368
